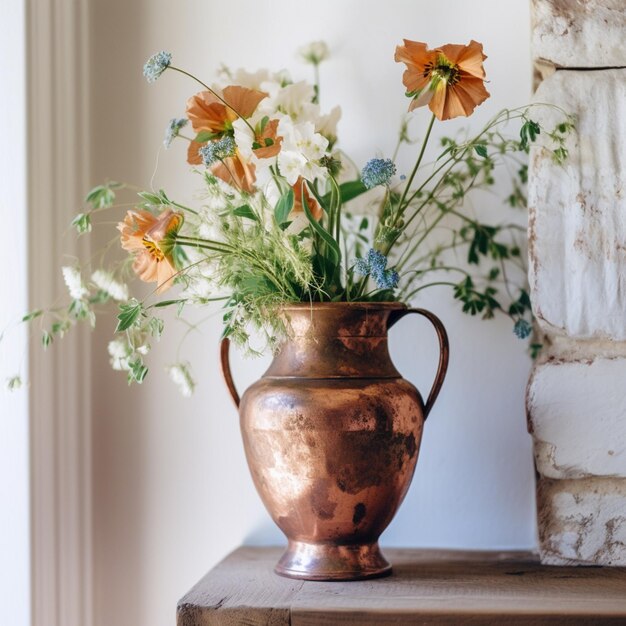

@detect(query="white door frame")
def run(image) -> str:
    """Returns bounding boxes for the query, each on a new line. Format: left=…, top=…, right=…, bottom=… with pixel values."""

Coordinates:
left=27, top=1, right=93, bottom=625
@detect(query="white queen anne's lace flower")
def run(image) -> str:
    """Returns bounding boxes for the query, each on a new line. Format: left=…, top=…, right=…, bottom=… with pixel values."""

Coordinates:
left=91, top=270, right=129, bottom=301
left=167, top=362, right=195, bottom=397
left=62, top=266, right=88, bottom=300
left=108, top=338, right=131, bottom=371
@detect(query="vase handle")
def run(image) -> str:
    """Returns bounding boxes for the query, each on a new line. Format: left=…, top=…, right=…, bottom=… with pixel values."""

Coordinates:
left=388, top=308, right=449, bottom=420
left=220, top=337, right=240, bottom=409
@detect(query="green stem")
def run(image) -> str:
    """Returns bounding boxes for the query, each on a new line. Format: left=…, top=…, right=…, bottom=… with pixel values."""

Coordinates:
left=396, top=113, right=436, bottom=216
left=313, top=64, right=320, bottom=104
left=403, top=280, right=458, bottom=300
left=169, top=200, right=198, bottom=215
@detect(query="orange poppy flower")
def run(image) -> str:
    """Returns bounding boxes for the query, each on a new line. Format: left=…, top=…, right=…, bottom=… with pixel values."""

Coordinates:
left=292, top=177, right=323, bottom=221
left=186, top=85, right=267, bottom=134
left=188, top=138, right=257, bottom=193
left=395, top=39, right=489, bottom=121
left=187, top=139, right=204, bottom=165
left=118, top=208, right=183, bottom=293
left=252, top=118, right=282, bottom=160
left=211, top=152, right=257, bottom=194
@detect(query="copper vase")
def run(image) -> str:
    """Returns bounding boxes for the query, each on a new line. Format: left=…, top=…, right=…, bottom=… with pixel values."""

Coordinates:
left=220, top=302, right=449, bottom=581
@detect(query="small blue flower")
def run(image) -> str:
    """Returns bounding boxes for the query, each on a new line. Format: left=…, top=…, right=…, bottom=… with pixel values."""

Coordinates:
left=353, top=248, right=399, bottom=290
left=367, top=249, right=388, bottom=275
left=361, top=158, right=396, bottom=189
left=163, top=118, right=188, bottom=149
left=353, top=258, right=370, bottom=276
left=375, top=269, right=399, bottom=290
left=513, top=319, right=532, bottom=339
left=143, top=51, right=172, bottom=83
left=199, top=136, right=236, bottom=166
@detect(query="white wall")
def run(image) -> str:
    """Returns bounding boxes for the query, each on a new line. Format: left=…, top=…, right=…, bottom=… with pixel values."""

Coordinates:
left=0, top=1, right=30, bottom=625
left=90, top=2, right=533, bottom=625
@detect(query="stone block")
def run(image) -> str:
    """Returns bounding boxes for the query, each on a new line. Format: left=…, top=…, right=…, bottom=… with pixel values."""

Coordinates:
left=529, top=69, right=626, bottom=340
left=528, top=358, right=626, bottom=479
left=538, top=477, right=626, bottom=566
left=532, top=0, right=626, bottom=68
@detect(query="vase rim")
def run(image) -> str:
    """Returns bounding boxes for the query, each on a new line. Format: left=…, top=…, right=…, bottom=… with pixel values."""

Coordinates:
left=280, top=301, right=407, bottom=311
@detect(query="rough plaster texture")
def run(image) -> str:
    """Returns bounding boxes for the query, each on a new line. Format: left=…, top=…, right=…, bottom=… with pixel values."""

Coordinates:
left=528, top=69, right=626, bottom=341
left=528, top=357, right=626, bottom=479
left=531, top=0, right=626, bottom=68
left=538, top=477, right=626, bottom=566
left=529, top=2, right=626, bottom=567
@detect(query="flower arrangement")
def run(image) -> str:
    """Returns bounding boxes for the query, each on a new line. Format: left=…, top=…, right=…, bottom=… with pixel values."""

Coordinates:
left=17, top=39, right=573, bottom=394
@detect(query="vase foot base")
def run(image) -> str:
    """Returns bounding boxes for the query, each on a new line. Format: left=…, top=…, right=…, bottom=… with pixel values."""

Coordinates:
left=274, top=540, right=392, bottom=581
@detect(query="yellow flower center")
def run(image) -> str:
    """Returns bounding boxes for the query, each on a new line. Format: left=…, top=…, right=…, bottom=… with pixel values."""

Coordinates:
left=142, top=237, right=165, bottom=262
left=424, top=56, right=461, bottom=86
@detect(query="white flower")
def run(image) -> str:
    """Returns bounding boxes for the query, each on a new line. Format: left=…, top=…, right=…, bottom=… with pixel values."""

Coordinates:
left=232, top=115, right=257, bottom=160
left=167, top=362, right=195, bottom=397
left=277, top=151, right=308, bottom=185
left=316, top=105, right=341, bottom=144
left=264, top=81, right=318, bottom=123
left=278, top=120, right=329, bottom=184
left=108, top=338, right=131, bottom=371
left=298, top=41, right=329, bottom=65
left=232, top=113, right=278, bottom=188
left=62, top=266, right=88, bottom=300
left=91, top=270, right=129, bottom=301
left=229, top=67, right=272, bottom=90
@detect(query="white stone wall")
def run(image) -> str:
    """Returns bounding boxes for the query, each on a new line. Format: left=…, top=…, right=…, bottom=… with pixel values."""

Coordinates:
left=528, top=0, right=626, bottom=566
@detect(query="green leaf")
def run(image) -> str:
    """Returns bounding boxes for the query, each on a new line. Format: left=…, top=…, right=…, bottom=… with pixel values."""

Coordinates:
left=302, top=186, right=341, bottom=266
left=51, top=320, right=71, bottom=337
left=258, top=116, right=269, bottom=133
left=6, top=375, right=22, bottom=391
left=195, top=131, right=216, bottom=143
left=322, top=180, right=368, bottom=206
left=127, top=359, right=148, bottom=385
left=85, top=183, right=118, bottom=209
left=520, top=119, right=541, bottom=151
left=137, top=191, right=163, bottom=205
left=274, top=189, right=294, bottom=225
left=474, top=144, right=488, bottom=158
left=116, top=300, right=143, bottom=332
left=263, top=137, right=274, bottom=147
left=148, top=317, right=164, bottom=339
left=233, top=204, right=258, bottom=221
left=71, top=212, right=92, bottom=234
left=89, top=290, right=110, bottom=305
left=68, top=299, right=91, bottom=321
left=153, top=299, right=184, bottom=308
left=41, top=330, right=52, bottom=349
left=22, top=310, right=43, bottom=322
left=488, top=267, right=500, bottom=281
left=171, top=245, right=189, bottom=271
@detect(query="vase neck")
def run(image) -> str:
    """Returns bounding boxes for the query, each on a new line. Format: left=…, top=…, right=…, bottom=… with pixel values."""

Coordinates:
left=264, top=304, right=405, bottom=379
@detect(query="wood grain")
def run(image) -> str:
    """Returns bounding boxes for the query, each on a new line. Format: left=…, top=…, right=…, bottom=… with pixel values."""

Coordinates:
left=177, top=547, right=626, bottom=625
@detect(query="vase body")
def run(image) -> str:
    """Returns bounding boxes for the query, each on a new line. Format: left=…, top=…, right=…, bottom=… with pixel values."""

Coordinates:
left=221, top=302, right=448, bottom=581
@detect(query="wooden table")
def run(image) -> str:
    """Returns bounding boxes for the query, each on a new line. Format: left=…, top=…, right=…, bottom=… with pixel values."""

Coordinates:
left=177, top=546, right=626, bottom=625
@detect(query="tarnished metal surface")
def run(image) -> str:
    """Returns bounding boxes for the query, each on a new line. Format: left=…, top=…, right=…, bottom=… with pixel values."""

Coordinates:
left=220, top=303, right=449, bottom=581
